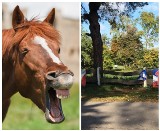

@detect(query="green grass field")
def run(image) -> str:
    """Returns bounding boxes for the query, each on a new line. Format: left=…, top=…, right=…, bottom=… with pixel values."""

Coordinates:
left=3, top=83, right=79, bottom=130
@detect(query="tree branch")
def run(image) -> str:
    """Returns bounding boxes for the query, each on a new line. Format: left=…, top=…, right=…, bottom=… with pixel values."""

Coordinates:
left=86, top=33, right=91, bottom=37
left=83, top=13, right=89, bottom=20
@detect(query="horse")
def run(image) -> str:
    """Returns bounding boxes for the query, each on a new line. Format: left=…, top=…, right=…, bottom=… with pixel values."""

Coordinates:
left=2, top=5, right=74, bottom=123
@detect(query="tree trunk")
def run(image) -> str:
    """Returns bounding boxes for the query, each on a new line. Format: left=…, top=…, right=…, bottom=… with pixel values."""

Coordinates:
left=88, top=2, right=103, bottom=77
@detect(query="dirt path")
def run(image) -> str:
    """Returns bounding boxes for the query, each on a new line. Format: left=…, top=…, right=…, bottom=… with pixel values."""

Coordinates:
left=81, top=101, right=158, bottom=130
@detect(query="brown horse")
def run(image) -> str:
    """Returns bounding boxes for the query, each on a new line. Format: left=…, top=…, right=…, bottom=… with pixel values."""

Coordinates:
left=2, top=6, right=74, bottom=123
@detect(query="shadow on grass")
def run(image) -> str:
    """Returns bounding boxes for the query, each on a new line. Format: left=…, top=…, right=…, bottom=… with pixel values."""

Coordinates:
left=82, top=84, right=158, bottom=102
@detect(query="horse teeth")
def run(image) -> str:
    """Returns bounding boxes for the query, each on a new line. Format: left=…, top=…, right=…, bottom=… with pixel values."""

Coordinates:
left=66, top=95, right=69, bottom=98
left=56, top=94, right=69, bottom=99
left=63, top=96, right=67, bottom=99
left=58, top=95, right=66, bottom=99
left=64, top=95, right=70, bottom=99
left=56, top=94, right=62, bottom=99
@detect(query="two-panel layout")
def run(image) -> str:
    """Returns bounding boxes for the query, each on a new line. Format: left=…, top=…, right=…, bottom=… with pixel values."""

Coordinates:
left=2, top=2, right=159, bottom=130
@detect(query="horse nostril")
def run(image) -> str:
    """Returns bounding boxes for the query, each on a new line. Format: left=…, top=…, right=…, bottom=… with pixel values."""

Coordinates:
left=46, top=70, right=74, bottom=80
left=49, top=72, right=56, bottom=78
left=46, top=71, right=60, bottom=80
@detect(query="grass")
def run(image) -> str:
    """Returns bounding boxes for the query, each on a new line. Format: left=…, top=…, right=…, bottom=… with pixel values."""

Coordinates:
left=82, top=84, right=158, bottom=103
left=2, top=83, right=79, bottom=130
left=87, top=74, right=152, bottom=80
left=103, top=74, right=139, bottom=80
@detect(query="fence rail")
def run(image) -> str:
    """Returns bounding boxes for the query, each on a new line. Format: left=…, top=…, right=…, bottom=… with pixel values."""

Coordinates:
left=85, top=69, right=153, bottom=85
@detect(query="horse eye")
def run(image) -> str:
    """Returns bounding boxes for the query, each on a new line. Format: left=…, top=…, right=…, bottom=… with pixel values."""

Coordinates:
left=58, top=48, right=60, bottom=54
left=22, top=48, right=29, bottom=54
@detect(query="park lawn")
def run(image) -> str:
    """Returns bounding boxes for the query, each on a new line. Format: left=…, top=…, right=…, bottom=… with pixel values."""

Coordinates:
left=82, top=84, right=158, bottom=103
left=3, top=83, right=79, bottom=130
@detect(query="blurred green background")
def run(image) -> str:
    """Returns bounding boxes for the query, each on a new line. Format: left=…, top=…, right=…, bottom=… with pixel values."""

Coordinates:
left=2, top=83, right=79, bottom=130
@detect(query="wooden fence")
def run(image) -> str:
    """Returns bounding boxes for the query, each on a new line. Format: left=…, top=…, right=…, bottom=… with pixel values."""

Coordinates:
left=85, top=69, right=153, bottom=86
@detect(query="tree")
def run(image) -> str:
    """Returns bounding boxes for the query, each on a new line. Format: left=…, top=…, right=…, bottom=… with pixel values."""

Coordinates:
left=143, top=48, right=159, bottom=68
left=81, top=2, right=148, bottom=77
left=103, top=44, right=114, bottom=70
left=82, top=31, right=114, bottom=70
left=111, top=25, right=143, bottom=68
left=81, top=29, right=93, bottom=69
left=138, top=12, right=159, bottom=49
left=110, top=15, right=140, bottom=38
left=102, top=34, right=114, bottom=70
left=82, top=3, right=103, bottom=77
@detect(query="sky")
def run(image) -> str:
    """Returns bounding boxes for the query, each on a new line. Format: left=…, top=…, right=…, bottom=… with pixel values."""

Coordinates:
left=82, top=2, right=159, bottom=47
left=4, top=2, right=79, bottom=20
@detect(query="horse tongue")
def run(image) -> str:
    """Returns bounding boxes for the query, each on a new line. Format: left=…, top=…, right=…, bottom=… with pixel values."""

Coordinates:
left=50, top=97, right=61, bottom=118
left=50, top=106, right=60, bottom=118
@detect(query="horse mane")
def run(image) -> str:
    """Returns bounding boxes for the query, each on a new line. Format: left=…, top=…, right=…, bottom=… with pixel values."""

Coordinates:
left=2, top=19, right=61, bottom=59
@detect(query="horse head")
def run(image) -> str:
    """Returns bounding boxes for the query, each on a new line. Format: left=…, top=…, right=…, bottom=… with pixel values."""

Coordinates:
left=4, top=6, right=74, bottom=123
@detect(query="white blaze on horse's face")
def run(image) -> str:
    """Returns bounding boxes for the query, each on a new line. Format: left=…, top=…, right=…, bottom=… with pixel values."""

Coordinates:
left=33, top=36, right=61, bottom=64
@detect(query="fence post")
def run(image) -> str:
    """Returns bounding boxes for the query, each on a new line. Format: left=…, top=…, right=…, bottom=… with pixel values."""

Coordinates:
left=144, top=79, right=147, bottom=88
left=143, top=67, right=147, bottom=88
left=97, top=67, right=101, bottom=86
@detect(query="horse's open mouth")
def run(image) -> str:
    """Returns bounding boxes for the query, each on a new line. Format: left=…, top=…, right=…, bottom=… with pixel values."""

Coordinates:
left=45, top=88, right=69, bottom=123
left=44, top=72, right=73, bottom=123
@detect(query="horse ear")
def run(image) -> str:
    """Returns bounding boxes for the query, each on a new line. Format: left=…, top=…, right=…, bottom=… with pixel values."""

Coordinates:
left=44, top=8, right=55, bottom=25
left=12, top=5, right=24, bottom=29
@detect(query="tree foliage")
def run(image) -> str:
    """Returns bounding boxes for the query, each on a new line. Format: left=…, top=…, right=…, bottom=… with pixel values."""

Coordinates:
left=110, top=15, right=140, bottom=37
left=81, top=31, right=114, bottom=70
left=138, top=12, right=159, bottom=49
left=103, top=45, right=114, bottom=70
left=134, top=49, right=159, bottom=69
left=82, top=2, right=148, bottom=25
left=101, top=34, right=114, bottom=70
left=81, top=29, right=93, bottom=69
left=111, top=25, right=143, bottom=68
left=143, top=49, right=159, bottom=68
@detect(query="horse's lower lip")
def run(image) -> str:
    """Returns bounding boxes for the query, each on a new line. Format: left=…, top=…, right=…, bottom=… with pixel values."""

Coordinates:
left=45, top=108, right=65, bottom=123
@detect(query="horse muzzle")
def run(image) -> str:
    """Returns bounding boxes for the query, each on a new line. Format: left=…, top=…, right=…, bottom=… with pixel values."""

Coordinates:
left=45, top=70, right=74, bottom=90
left=44, top=70, right=74, bottom=123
